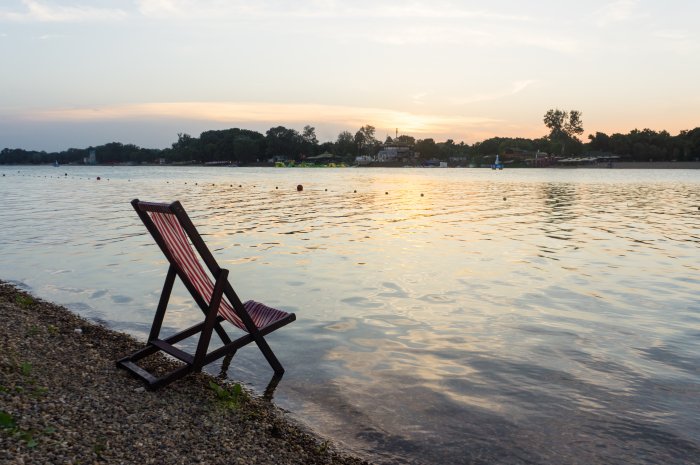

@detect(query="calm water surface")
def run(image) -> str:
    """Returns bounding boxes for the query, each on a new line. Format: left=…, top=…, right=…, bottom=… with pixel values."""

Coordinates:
left=1, top=166, right=699, bottom=464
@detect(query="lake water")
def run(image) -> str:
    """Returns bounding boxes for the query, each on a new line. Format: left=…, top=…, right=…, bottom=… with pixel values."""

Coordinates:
left=1, top=166, right=699, bottom=464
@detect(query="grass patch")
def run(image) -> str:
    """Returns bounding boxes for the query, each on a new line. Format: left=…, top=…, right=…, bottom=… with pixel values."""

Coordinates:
left=93, top=437, right=107, bottom=458
left=1, top=410, right=53, bottom=449
left=0, top=410, right=17, bottom=430
left=30, top=386, right=49, bottom=398
left=15, top=295, right=35, bottom=308
left=26, top=325, right=40, bottom=336
left=208, top=381, right=248, bottom=409
left=0, top=410, right=37, bottom=448
left=20, top=362, right=32, bottom=376
left=316, top=440, right=330, bottom=454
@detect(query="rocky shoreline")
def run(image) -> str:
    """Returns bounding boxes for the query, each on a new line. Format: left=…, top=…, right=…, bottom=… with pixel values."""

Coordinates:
left=0, top=281, right=369, bottom=465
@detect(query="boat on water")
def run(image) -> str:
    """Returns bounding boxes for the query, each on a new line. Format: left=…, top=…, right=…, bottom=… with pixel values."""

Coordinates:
left=53, top=160, right=60, bottom=167
left=491, top=154, right=503, bottom=170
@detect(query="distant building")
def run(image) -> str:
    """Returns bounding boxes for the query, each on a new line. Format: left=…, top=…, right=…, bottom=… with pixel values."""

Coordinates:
left=356, top=142, right=417, bottom=164
left=83, top=149, right=97, bottom=165
left=376, top=144, right=415, bottom=162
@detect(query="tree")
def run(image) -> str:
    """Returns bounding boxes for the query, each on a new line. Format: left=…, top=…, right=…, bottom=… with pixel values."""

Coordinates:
left=318, top=141, right=335, bottom=155
left=588, top=132, right=611, bottom=151
left=415, top=138, right=437, bottom=160
left=395, top=135, right=415, bottom=145
left=609, top=133, right=631, bottom=157
left=265, top=126, right=303, bottom=160
left=543, top=108, right=584, bottom=154
left=354, top=125, right=378, bottom=155
left=437, top=139, right=456, bottom=160
left=543, top=109, right=567, bottom=140
left=335, top=131, right=355, bottom=158
left=233, top=136, right=262, bottom=164
left=301, top=125, right=318, bottom=157
left=675, top=128, right=700, bottom=161
left=565, top=110, right=584, bottom=139
left=544, top=109, right=583, bottom=140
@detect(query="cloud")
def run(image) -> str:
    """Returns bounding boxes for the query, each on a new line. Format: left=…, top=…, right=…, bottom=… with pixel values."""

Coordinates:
left=136, top=0, right=189, bottom=18
left=652, top=29, right=698, bottom=54
left=594, top=0, right=640, bottom=27
left=411, top=92, right=429, bottom=105
left=452, top=80, right=538, bottom=105
left=135, top=0, right=532, bottom=21
left=0, top=0, right=127, bottom=22
left=20, top=101, right=501, bottom=139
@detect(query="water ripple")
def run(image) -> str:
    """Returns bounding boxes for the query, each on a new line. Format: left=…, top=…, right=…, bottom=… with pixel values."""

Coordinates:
left=1, top=166, right=699, bottom=464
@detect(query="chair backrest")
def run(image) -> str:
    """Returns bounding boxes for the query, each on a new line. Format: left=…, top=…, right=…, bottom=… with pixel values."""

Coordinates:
left=131, top=199, right=250, bottom=330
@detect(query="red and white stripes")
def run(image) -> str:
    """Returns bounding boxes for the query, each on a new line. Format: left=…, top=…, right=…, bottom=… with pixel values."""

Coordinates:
left=149, top=211, right=289, bottom=332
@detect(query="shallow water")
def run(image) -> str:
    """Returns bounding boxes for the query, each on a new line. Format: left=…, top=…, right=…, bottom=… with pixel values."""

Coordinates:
left=1, top=166, right=699, bottom=464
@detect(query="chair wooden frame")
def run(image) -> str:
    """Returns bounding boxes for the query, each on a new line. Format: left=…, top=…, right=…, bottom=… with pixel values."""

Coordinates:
left=117, top=199, right=296, bottom=390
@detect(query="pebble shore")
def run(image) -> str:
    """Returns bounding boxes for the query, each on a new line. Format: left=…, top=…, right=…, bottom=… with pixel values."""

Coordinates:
left=0, top=281, right=369, bottom=465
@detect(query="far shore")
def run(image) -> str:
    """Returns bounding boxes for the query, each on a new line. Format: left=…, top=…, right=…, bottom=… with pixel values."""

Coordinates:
left=0, top=281, right=368, bottom=465
left=2, top=161, right=699, bottom=169
left=555, top=161, right=700, bottom=169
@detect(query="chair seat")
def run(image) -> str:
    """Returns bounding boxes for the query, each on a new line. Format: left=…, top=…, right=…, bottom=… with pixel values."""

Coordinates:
left=244, top=300, right=291, bottom=329
left=219, top=300, right=291, bottom=332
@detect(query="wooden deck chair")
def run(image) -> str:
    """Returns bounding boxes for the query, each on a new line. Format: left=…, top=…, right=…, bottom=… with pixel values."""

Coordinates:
left=117, top=199, right=296, bottom=390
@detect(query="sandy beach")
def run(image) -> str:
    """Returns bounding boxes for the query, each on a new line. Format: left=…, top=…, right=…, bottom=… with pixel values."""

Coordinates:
left=0, top=281, right=368, bottom=465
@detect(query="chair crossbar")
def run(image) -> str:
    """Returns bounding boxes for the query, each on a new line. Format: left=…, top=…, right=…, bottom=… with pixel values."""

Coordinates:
left=117, top=199, right=296, bottom=390
left=118, top=360, right=159, bottom=385
left=150, top=340, right=194, bottom=365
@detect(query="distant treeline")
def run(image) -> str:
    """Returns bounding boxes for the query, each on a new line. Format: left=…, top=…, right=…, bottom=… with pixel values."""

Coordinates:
left=2, top=125, right=699, bottom=165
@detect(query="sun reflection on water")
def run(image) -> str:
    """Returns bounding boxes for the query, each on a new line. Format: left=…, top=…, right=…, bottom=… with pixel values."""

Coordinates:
left=1, top=166, right=699, bottom=464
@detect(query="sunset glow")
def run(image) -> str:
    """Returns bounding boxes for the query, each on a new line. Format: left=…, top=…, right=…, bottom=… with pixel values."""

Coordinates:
left=1, top=0, right=699, bottom=150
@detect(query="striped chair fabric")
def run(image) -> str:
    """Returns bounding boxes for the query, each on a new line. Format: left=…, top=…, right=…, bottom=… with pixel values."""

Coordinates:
left=149, top=211, right=289, bottom=331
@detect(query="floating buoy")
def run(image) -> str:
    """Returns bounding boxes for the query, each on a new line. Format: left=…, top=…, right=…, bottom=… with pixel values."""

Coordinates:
left=324, top=189, right=327, bottom=191
left=353, top=190, right=356, bottom=193
left=276, top=186, right=278, bottom=189
left=64, top=173, right=67, bottom=176
left=385, top=192, right=388, bottom=195
left=503, top=197, right=507, bottom=201
left=297, top=184, right=303, bottom=191
left=239, top=185, right=242, bottom=187
left=96, top=176, right=101, bottom=180
left=421, top=193, right=424, bottom=197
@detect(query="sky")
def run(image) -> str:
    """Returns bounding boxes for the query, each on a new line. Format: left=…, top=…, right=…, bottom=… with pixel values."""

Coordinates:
left=1, top=0, right=699, bottom=151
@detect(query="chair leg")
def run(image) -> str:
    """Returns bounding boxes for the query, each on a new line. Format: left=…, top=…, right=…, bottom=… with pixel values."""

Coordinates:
left=263, top=373, right=283, bottom=401
left=254, top=335, right=285, bottom=375
left=193, top=269, right=229, bottom=369
left=149, top=265, right=176, bottom=341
